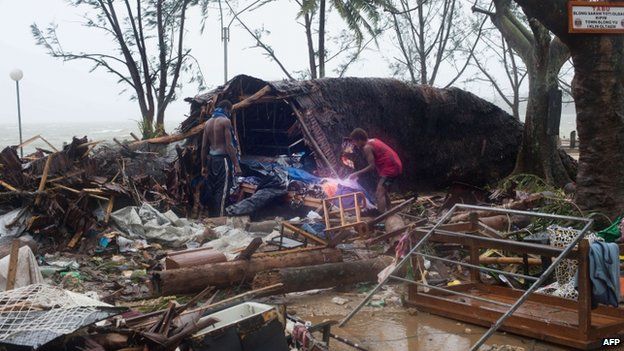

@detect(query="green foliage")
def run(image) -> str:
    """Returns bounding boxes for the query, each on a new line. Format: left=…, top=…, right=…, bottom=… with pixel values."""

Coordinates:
left=496, top=174, right=609, bottom=231
left=136, top=117, right=159, bottom=139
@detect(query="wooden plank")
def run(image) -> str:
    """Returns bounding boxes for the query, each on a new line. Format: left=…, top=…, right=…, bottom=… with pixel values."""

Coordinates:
left=51, top=184, right=109, bottom=201
left=38, top=136, right=59, bottom=152
left=323, top=200, right=331, bottom=230
left=338, top=197, right=345, bottom=226
left=407, top=296, right=596, bottom=350
left=5, top=240, right=20, bottom=291
left=34, top=153, right=54, bottom=206
left=0, top=180, right=18, bottom=192
left=577, top=239, right=592, bottom=340
left=468, top=238, right=481, bottom=283
left=104, top=196, right=115, bottom=223
left=282, top=222, right=328, bottom=246
left=235, top=237, right=263, bottom=260
left=67, top=230, right=84, bottom=249
left=354, top=193, right=362, bottom=222
left=287, top=102, right=339, bottom=177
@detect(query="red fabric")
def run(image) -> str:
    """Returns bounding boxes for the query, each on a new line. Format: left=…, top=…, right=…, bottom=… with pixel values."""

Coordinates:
left=368, top=138, right=402, bottom=177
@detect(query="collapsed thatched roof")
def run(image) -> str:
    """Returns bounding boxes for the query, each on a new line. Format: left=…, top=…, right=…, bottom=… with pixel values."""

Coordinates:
left=186, top=74, right=523, bottom=187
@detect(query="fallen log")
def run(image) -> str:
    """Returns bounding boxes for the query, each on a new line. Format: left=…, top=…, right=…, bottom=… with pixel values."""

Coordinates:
left=152, top=248, right=342, bottom=295
left=165, top=247, right=226, bottom=270
left=131, top=85, right=272, bottom=146
left=252, top=256, right=393, bottom=293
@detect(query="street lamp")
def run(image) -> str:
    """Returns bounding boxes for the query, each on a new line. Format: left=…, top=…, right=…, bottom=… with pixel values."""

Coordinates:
left=221, top=0, right=263, bottom=83
left=9, top=69, right=24, bottom=158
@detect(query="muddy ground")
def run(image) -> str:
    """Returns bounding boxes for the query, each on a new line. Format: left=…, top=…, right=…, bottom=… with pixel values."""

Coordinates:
left=285, top=286, right=570, bottom=351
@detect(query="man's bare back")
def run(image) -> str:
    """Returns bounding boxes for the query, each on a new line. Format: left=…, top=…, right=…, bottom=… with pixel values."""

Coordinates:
left=205, top=117, right=229, bottom=155
left=201, top=105, right=241, bottom=177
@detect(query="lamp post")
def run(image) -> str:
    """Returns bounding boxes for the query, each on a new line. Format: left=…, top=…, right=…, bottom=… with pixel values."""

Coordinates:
left=221, top=0, right=263, bottom=83
left=9, top=69, right=24, bottom=158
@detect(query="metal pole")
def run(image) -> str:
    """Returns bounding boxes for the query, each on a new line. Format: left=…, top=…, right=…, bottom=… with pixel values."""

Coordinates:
left=223, top=26, right=229, bottom=83
left=15, top=80, right=23, bottom=158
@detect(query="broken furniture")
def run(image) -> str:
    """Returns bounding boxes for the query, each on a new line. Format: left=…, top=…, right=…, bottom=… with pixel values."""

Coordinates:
left=322, top=192, right=367, bottom=245
left=341, top=205, right=624, bottom=350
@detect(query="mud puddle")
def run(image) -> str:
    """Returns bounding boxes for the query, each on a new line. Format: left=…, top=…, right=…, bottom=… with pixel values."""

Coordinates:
left=287, top=289, right=571, bottom=351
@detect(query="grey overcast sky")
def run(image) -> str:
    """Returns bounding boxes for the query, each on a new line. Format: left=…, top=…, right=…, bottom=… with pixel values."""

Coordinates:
left=0, top=0, right=533, bottom=130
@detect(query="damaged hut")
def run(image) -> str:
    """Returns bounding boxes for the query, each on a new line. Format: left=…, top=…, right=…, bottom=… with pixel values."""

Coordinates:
left=130, top=75, right=523, bottom=213
left=172, top=75, right=522, bottom=186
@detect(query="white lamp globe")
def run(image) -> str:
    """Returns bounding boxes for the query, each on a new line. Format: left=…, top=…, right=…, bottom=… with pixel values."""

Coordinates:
left=9, top=69, right=23, bottom=82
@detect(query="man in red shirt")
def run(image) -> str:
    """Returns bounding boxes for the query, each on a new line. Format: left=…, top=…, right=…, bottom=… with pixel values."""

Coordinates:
left=347, top=128, right=403, bottom=212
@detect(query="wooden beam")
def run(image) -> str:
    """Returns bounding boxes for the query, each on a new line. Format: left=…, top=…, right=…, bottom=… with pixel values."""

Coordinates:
left=34, top=154, right=54, bottom=206
left=5, top=240, right=20, bottom=291
left=131, top=85, right=273, bottom=146
left=0, top=180, right=18, bottom=192
left=287, top=103, right=339, bottom=177
left=104, top=196, right=115, bottom=224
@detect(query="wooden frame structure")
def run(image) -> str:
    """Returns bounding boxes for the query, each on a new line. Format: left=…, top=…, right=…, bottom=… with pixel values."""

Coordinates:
left=322, top=192, right=367, bottom=243
left=407, top=225, right=624, bottom=350
left=340, top=205, right=624, bottom=350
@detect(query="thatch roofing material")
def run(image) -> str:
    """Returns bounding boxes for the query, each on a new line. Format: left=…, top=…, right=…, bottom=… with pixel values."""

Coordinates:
left=188, top=75, right=523, bottom=187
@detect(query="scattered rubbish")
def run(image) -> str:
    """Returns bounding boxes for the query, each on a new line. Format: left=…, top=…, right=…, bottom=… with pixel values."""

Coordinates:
left=111, top=203, right=204, bottom=246
left=116, top=235, right=149, bottom=253
left=332, top=297, right=349, bottom=305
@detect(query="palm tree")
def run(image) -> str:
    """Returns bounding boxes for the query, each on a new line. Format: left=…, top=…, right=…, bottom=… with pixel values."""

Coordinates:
left=298, top=0, right=391, bottom=78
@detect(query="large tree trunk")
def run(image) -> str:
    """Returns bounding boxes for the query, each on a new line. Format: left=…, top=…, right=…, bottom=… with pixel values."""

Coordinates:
left=512, top=0, right=624, bottom=217
left=512, top=22, right=572, bottom=186
left=571, top=38, right=624, bottom=216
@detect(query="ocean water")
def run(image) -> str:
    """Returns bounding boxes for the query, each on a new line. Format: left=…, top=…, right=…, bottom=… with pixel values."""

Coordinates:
left=0, top=119, right=183, bottom=154
left=0, top=113, right=578, bottom=155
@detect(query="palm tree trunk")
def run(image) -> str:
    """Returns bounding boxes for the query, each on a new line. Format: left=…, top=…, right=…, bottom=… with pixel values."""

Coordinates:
left=305, top=12, right=317, bottom=79
left=318, top=0, right=326, bottom=78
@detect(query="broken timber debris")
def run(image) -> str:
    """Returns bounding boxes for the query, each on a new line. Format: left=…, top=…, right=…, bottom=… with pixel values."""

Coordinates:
left=152, top=248, right=342, bottom=295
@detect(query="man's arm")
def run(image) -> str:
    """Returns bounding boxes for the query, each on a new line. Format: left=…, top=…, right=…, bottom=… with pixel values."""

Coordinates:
left=200, top=123, right=210, bottom=176
left=348, top=144, right=375, bottom=179
left=222, top=119, right=242, bottom=174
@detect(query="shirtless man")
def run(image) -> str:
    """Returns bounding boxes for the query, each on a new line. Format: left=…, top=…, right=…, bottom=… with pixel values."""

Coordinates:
left=201, top=100, right=242, bottom=216
left=347, top=128, right=402, bottom=213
